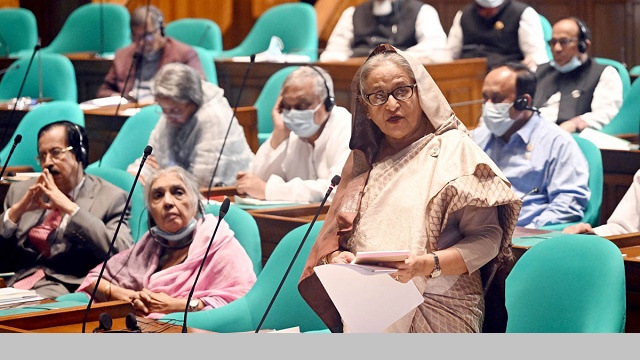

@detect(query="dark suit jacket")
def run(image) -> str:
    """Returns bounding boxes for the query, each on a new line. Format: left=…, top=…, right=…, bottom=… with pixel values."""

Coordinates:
left=0, top=174, right=133, bottom=297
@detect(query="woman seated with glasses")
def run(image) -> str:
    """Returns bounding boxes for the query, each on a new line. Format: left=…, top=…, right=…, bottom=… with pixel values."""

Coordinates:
left=127, top=63, right=255, bottom=187
left=76, top=166, right=256, bottom=319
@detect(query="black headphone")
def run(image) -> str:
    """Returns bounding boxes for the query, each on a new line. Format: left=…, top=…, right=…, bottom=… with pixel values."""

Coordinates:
left=513, top=96, right=538, bottom=113
left=572, top=17, right=590, bottom=53
left=306, top=66, right=335, bottom=112
left=93, top=312, right=141, bottom=333
left=71, top=123, right=88, bottom=168
left=145, top=6, right=165, bottom=37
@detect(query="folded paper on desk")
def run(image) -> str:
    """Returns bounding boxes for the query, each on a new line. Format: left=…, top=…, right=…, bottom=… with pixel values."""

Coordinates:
left=314, top=264, right=423, bottom=333
left=0, top=287, right=43, bottom=307
left=579, top=128, right=631, bottom=150
left=79, top=95, right=128, bottom=110
left=233, top=195, right=306, bottom=207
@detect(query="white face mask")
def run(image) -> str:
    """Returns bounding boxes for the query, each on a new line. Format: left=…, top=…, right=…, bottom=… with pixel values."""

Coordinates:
left=372, top=0, right=394, bottom=16
left=482, top=102, right=516, bottom=136
left=282, top=102, right=323, bottom=138
left=550, top=56, right=582, bottom=73
left=475, top=0, right=505, bottom=8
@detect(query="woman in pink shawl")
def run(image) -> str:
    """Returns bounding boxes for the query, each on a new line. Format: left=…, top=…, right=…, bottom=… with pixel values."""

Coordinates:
left=77, top=166, right=256, bottom=319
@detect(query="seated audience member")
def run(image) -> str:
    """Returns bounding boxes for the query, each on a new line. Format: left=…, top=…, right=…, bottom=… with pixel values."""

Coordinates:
left=96, top=5, right=204, bottom=101
left=0, top=121, right=133, bottom=298
left=533, top=17, right=623, bottom=133
left=472, top=62, right=590, bottom=228
left=319, top=0, right=451, bottom=63
left=447, top=0, right=549, bottom=71
left=564, top=169, right=640, bottom=236
left=236, top=66, right=351, bottom=202
left=127, top=63, right=254, bottom=188
left=77, top=167, right=256, bottom=319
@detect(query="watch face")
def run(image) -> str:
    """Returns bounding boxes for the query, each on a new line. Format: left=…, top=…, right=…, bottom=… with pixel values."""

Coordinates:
left=430, top=268, right=442, bottom=278
left=189, top=299, right=199, bottom=311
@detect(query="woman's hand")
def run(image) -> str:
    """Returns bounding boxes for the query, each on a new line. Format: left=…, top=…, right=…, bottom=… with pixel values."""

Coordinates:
left=328, top=250, right=355, bottom=264
left=382, top=254, right=430, bottom=283
left=133, top=288, right=183, bottom=315
left=562, top=222, right=595, bottom=234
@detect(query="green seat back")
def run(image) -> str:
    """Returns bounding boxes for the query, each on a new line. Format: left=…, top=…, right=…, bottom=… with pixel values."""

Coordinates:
left=254, top=66, right=298, bottom=146
left=0, top=8, right=38, bottom=56
left=159, top=221, right=328, bottom=333
left=204, top=202, right=262, bottom=276
left=601, top=76, right=640, bottom=136
left=218, top=3, right=318, bottom=61
left=86, top=105, right=161, bottom=171
left=165, top=18, right=223, bottom=56
left=0, top=52, right=78, bottom=102
left=40, top=3, right=131, bottom=56
left=594, top=57, right=631, bottom=99
left=193, top=46, right=218, bottom=84
left=506, top=234, right=626, bottom=333
left=539, top=14, right=553, bottom=61
left=0, top=100, right=84, bottom=171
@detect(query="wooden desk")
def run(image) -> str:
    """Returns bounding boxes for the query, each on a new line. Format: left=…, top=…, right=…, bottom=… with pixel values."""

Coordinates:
left=600, top=148, right=640, bottom=224
left=215, top=58, right=486, bottom=129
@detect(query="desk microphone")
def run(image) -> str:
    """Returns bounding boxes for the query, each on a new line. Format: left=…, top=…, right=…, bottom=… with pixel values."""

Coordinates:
left=181, top=197, right=230, bottom=333
left=254, top=175, right=340, bottom=333
left=81, top=145, right=153, bottom=333
left=0, top=134, right=21, bottom=179
left=205, top=53, right=256, bottom=202
left=521, top=187, right=539, bottom=200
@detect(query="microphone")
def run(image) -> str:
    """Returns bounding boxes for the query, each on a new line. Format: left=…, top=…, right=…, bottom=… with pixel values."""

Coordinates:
left=0, top=134, right=21, bottom=179
left=205, top=53, right=256, bottom=202
left=81, top=145, right=153, bottom=333
left=0, top=64, right=19, bottom=76
left=521, top=187, right=539, bottom=200
left=255, top=175, right=341, bottom=333
left=37, top=38, right=43, bottom=101
left=181, top=197, right=231, bottom=333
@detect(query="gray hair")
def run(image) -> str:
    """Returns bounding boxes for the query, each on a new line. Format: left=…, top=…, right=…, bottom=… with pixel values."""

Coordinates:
left=152, top=63, right=204, bottom=107
left=144, top=166, right=204, bottom=217
left=131, top=5, right=164, bottom=29
left=283, top=66, right=335, bottom=103
left=358, top=52, right=414, bottom=100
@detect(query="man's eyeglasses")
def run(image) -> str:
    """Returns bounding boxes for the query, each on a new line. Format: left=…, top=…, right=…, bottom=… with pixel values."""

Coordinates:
left=131, top=27, right=159, bottom=42
left=547, top=37, right=578, bottom=47
left=364, top=84, right=417, bottom=106
left=36, top=146, right=73, bottom=162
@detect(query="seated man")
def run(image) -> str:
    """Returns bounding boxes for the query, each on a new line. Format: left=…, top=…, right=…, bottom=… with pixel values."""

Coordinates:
left=319, top=0, right=451, bottom=63
left=236, top=66, right=351, bottom=202
left=127, top=63, right=254, bottom=188
left=447, top=0, right=549, bottom=71
left=533, top=17, right=623, bottom=133
left=472, top=62, right=590, bottom=228
left=96, top=5, right=204, bottom=101
left=0, top=121, right=133, bottom=298
left=564, top=169, right=640, bottom=236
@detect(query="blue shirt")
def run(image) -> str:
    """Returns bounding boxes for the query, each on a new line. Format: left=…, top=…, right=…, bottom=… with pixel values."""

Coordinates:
left=472, top=114, right=590, bottom=228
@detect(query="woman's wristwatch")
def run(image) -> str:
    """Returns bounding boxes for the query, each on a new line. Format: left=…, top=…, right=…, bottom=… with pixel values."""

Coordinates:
left=429, top=252, right=441, bottom=278
left=188, top=299, right=200, bottom=312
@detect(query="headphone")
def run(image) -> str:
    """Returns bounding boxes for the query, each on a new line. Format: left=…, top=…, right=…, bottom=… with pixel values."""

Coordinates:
left=513, top=96, right=538, bottom=113
left=93, top=312, right=141, bottom=333
left=306, top=66, right=335, bottom=112
left=571, top=17, right=590, bottom=53
left=71, top=123, right=88, bottom=168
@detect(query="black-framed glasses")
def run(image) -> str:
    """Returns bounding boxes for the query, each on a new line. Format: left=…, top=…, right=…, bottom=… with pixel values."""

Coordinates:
left=36, top=146, right=73, bottom=162
left=131, top=27, right=159, bottom=42
left=547, top=37, right=578, bottom=47
left=364, top=84, right=417, bottom=106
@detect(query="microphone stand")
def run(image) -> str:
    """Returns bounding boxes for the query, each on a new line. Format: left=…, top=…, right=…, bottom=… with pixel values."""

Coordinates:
left=254, top=175, right=341, bottom=333
left=0, top=134, right=21, bottom=179
left=181, top=197, right=231, bottom=333
left=81, top=145, right=153, bottom=333
left=206, top=54, right=256, bottom=202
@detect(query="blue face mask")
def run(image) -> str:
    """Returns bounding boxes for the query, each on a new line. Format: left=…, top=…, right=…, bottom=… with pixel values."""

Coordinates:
left=282, top=102, right=323, bottom=138
left=550, top=56, right=582, bottom=73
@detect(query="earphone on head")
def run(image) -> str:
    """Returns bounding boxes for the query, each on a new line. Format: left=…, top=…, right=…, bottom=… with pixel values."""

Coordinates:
left=72, top=123, right=87, bottom=167
left=513, top=96, right=538, bottom=113
left=306, top=66, right=335, bottom=112
left=571, top=17, right=590, bottom=53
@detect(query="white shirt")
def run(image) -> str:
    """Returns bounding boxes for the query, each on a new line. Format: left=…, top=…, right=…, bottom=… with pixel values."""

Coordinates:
left=538, top=65, right=623, bottom=130
left=447, top=6, right=549, bottom=70
left=594, top=169, right=640, bottom=236
left=249, top=106, right=352, bottom=202
left=319, top=4, right=452, bottom=63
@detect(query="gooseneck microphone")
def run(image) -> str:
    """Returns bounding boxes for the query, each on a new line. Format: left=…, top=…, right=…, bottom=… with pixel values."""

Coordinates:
left=205, top=54, right=256, bottom=202
left=255, top=175, right=341, bottom=333
left=0, top=134, right=21, bottom=179
left=521, top=187, right=539, bottom=200
left=181, top=197, right=230, bottom=333
left=81, top=145, right=153, bottom=333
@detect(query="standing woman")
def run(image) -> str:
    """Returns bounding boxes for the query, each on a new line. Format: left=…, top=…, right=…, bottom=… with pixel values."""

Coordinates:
left=298, top=44, right=521, bottom=333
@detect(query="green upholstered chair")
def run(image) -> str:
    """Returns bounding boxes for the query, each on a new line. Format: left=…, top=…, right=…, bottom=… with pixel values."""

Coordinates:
left=0, top=101, right=84, bottom=171
left=600, top=76, right=640, bottom=136
left=505, top=234, right=626, bottom=333
left=0, top=8, right=38, bottom=57
left=85, top=166, right=148, bottom=242
left=203, top=202, right=262, bottom=276
left=594, top=57, right=631, bottom=99
left=86, top=104, right=161, bottom=171
left=540, top=135, right=603, bottom=231
left=165, top=18, right=223, bottom=57
left=254, top=66, right=298, bottom=146
left=218, top=3, right=318, bottom=61
left=39, top=3, right=130, bottom=57
left=193, top=46, right=218, bottom=84
left=0, top=52, right=78, bottom=102
left=539, top=14, right=553, bottom=61
left=630, top=65, right=640, bottom=77
left=159, top=221, right=328, bottom=333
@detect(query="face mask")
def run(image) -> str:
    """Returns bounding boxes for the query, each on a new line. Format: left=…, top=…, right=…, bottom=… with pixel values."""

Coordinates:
left=372, top=0, right=393, bottom=16
left=482, top=102, right=516, bottom=136
left=150, top=218, right=197, bottom=243
left=550, top=56, right=582, bottom=73
left=475, top=0, right=505, bottom=8
left=282, top=102, right=323, bottom=138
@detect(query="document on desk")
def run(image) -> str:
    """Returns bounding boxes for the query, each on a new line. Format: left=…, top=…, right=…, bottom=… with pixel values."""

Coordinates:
left=79, top=95, right=129, bottom=110
left=233, top=195, right=307, bottom=207
left=314, top=263, right=423, bottom=333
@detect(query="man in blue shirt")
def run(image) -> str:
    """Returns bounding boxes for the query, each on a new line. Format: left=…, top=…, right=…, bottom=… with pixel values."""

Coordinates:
left=472, top=62, right=590, bottom=228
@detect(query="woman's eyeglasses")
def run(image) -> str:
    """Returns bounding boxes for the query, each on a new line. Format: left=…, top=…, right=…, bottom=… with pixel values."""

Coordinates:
left=36, top=146, right=73, bottom=162
left=364, top=84, right=417, bottom=106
